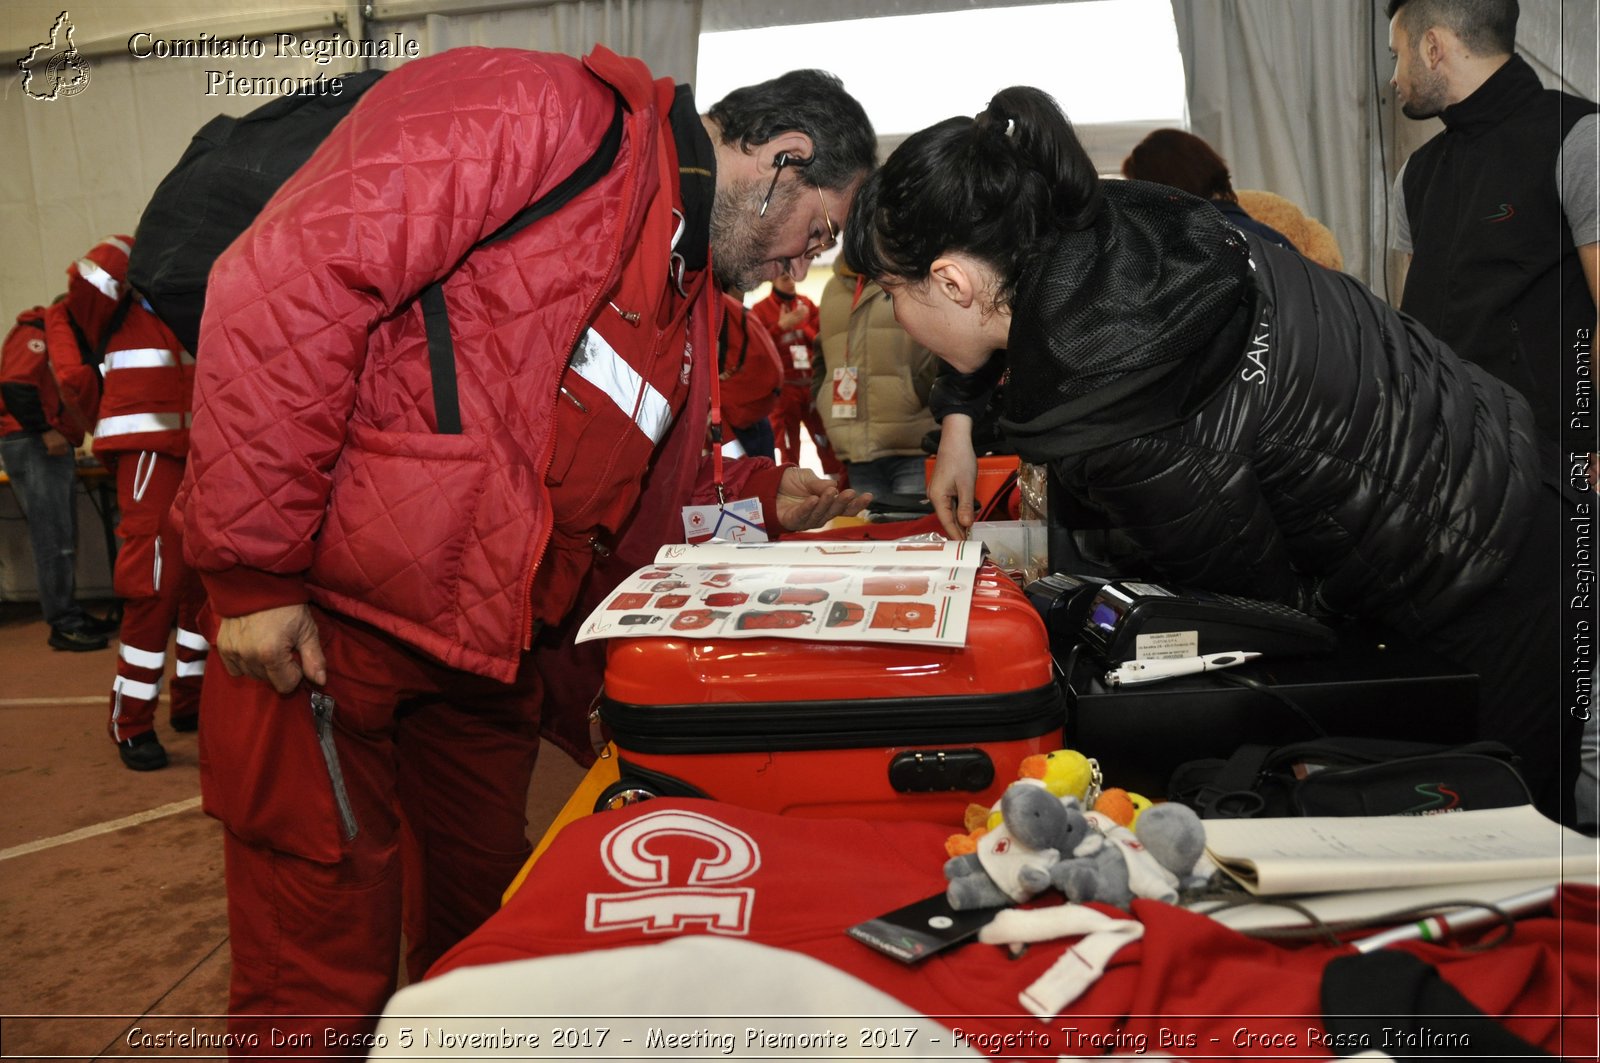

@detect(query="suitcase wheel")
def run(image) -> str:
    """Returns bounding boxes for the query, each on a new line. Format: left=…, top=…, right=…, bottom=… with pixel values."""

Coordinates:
left=595, top=777, right=661, bottom=812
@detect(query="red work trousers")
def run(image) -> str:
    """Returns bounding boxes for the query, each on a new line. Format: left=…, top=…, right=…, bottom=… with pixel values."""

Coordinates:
left=199, top=609, right=541, bottom=1058
left=771, top=382, right=844, bottom=477
left=106, top=451, right=208, bottom=741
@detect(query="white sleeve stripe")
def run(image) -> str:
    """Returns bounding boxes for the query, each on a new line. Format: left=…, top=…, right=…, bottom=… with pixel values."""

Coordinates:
left=75, top=259, right=122, bottom=300
left=175, top=659, right=207, bottom=678
left=569, top=328, right=674, bottom=445
left=112, top=675, right=162, bottom=702
left=93, top=412, right=190, bottom=439
left=119, top=644, right=166, bottom=669
left=103, top=347, right=192, bottom=370
left=176, top=628, right=210, bottom=651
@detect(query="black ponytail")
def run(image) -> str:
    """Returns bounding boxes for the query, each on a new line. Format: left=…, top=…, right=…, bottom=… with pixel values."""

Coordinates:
left=843, top=86, right=1102, bottom=308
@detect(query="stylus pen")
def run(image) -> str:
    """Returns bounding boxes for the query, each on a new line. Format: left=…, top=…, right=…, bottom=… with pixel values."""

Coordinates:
left=1103, top=651, right=1261, bottom=687
left=1352, top=885, right=1559, bottom=953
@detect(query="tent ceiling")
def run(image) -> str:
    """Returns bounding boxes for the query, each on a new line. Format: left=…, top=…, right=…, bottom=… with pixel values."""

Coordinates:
left=702, top=0, right=1076, bottom=33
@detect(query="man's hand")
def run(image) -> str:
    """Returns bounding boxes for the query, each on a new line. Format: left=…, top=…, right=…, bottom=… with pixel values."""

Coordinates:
left=216, top=603, right=327, bottom=695
left=41, top=429, right=69, bottom=457
left=775, top=467, right=872, bottom=531
left=930, top=414, right=978, bottom=540
left=778, top=304, right=807, bottom=330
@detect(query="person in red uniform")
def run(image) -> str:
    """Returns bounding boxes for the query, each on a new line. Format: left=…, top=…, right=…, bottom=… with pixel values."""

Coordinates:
left=751, top=272, right=845, bottom=477
left=66, top=237, right=209, bottom=771
left=0, top=296, right=117, bottom=651
left=716, top=289, right=783, bottom=459
left=179, top=46, right=876, bottom=1054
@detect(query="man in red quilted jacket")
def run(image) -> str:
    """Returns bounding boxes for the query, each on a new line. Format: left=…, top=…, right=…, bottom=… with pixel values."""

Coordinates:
left=180, top=45, right=876, bottom=1054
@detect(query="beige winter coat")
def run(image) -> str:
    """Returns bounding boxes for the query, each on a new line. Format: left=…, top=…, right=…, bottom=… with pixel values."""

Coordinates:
left=815, top=259, right=939, bottom=463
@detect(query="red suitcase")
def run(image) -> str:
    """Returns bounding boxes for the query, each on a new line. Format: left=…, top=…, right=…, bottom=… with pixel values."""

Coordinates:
left=595, top=564, right=1065, bottom=820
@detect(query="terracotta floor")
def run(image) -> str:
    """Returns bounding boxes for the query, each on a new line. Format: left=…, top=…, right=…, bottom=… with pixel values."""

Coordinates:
left=0, top=601, right=588, bottom=1061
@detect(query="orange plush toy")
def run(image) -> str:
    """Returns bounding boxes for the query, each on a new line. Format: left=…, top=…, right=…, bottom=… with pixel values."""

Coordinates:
left=944, top=748, right=1103, bottom=857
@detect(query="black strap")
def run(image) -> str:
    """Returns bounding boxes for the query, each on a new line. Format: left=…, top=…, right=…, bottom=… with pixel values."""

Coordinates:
left=1195, top=743, right=1275, bottom=818
left=1321, top=952, right=1554, bottom=1059
left=421, top=283, right=461, bottom=434
left=424, top=92, right=626, bottom=434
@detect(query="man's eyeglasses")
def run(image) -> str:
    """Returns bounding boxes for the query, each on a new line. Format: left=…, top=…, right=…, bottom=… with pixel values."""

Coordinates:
left=759, top=152, right=839, bottom=261
left=807, top=183, right=839, bottom=260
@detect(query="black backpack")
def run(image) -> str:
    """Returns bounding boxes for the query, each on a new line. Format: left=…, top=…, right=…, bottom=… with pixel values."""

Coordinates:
left=128, top=70, right=623, bottom=432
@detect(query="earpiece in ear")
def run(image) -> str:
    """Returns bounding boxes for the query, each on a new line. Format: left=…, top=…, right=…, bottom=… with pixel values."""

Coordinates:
left=774, top=152, right=790, bottom=169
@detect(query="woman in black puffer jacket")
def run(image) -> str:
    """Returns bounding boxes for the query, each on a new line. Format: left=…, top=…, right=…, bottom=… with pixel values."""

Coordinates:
left=844, top=86, right=1577, bottom=824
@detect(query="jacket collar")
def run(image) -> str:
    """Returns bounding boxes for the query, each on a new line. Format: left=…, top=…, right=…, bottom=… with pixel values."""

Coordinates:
left=668, top=83, right=713, bottom=276
left=1440, top=54, right=1543, bottom=135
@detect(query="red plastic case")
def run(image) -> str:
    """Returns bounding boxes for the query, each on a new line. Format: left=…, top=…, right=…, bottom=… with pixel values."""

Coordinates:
left=597, top=564, right=1065, bottom=820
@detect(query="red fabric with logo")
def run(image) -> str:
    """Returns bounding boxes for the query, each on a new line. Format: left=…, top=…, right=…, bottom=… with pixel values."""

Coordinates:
left=428, top=800, right=1599, bottom=1059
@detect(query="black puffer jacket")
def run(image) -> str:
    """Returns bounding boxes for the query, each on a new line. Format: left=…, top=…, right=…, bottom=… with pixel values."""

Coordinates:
left=938, top=185, right=1542, bottom=630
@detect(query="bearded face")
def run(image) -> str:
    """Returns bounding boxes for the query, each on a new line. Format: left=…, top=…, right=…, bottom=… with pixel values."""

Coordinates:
left=709, top=175, right=807, bottom=292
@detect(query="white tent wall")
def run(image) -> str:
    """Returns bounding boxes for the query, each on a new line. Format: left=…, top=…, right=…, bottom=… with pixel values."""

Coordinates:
left=0, top=0, right=1593, bottom=324
left=0, top=0, right=697, bottom=326
left=1174, top=0, right=1596, bottom=300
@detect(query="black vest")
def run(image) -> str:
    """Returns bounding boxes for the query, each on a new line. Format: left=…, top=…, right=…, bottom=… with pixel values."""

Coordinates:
left=1400, top=55, right=1597, bottom=457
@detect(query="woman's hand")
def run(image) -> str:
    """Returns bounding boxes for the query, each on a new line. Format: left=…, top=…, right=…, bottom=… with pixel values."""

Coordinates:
left=930, top=414, right=979, bottom=540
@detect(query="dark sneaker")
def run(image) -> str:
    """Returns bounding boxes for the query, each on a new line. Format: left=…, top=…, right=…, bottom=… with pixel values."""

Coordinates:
left=117, top=731, right=169, bottom=772
left=79, top=613, right=122, bottom=638
left=49, top=625, right=109, bottom=652
left=169, top=715, right=199, bottom=733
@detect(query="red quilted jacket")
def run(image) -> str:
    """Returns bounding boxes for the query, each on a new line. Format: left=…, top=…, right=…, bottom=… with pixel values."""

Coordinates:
left=181, top=46, right=779, bottom=688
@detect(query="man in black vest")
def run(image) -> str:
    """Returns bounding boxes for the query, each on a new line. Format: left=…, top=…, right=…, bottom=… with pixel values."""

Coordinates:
left=1387, top=0, right=1597, bottom=462
left=1387, top=0, right=1598, bottom=829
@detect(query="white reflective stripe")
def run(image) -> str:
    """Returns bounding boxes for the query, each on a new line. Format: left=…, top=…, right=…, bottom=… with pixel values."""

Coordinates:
left=132, top=451, right=156, bottom=503
left=92, top=412, right=189, bottom=439
left=102, top=236, right=132, bottom=257
left=119, top=644, right=166, bottom=670
left=103, top=347, right=186, bottom=371
left=110, top=689, right=126, bottom=740
left=113, top=675, right=161, bottom=702
left=569, top=329, right=674, bottom=444
left=176, top=659, right=207, bottom=678
left=75, top=259, right=122, bottom=300
left=176, top=628, right=209, bottom=652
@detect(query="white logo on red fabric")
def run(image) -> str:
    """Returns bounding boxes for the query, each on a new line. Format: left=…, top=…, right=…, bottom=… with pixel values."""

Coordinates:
left=586, top=809, right=760, bottom=935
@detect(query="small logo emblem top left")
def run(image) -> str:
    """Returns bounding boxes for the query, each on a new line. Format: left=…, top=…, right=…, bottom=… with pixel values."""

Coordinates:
left=18, top=11, right=92, bottom=101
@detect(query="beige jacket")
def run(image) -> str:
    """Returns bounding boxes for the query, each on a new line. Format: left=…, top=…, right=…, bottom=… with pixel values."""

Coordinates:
left=815, top=258, right=938, bottom=463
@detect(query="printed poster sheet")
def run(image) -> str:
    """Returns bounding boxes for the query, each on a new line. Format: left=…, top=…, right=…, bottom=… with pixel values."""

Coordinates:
left=575, top=539, right=985, bottom=648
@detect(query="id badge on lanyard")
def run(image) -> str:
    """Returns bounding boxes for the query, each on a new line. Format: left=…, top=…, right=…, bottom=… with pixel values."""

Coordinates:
left=831, top=365, right=859, bottom=419
left=687, top=304, right=770, bottom=543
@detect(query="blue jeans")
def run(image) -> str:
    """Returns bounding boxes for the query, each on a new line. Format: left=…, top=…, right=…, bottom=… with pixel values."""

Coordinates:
left=1, top=433, right=87, bottom=628
left=844, top=456, right=927, bottom=499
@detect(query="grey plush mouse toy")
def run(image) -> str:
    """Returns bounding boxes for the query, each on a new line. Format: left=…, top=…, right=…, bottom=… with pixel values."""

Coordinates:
left=943, top=780, right=1094, bottom=910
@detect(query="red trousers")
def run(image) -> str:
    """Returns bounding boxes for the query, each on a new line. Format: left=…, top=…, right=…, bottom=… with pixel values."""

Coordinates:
left=106, top=451, right=207, bottom=741
left=770, top=383, right=843, bottom=477
left=200, top=609, right=541, bottom=1058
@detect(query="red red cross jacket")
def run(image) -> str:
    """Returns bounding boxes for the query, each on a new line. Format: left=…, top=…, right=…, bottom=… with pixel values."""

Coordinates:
left=180, top=46, right=782, bottom=702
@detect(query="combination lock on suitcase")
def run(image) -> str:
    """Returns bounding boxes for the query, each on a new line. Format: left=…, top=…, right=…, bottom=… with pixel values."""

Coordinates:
left=594, top=563, right=1066, bottom=820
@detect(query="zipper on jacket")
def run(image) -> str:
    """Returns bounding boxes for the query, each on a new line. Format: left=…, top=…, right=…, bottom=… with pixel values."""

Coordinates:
left=521, top=117, right=642, bottom=654
left=609, top=301, right=641, bottom=325
left=310, top=690, right=359, bottom=841
left=559, top=385, right=588, bottom=412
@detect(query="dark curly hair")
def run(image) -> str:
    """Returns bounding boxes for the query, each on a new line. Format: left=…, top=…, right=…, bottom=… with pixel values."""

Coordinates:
left=706, top=70, right=877, bottom=191
left=843, top=86, right=1101, bottom=309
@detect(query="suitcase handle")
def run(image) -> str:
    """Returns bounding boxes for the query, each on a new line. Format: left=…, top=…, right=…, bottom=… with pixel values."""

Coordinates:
left=887, top=748, right=995, bottom=793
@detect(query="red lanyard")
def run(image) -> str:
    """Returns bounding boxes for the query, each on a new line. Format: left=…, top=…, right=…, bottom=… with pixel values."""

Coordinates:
left=843, top=275, right=867, bottom=367
left=708, top=304, right=726, bottom=502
